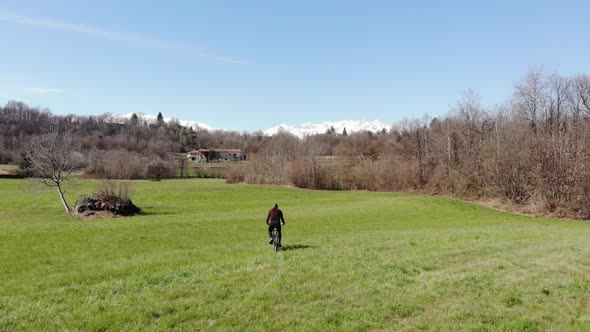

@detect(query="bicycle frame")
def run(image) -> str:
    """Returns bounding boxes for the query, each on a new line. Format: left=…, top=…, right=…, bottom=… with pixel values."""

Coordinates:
left=271, top=227, right=280, bottom=252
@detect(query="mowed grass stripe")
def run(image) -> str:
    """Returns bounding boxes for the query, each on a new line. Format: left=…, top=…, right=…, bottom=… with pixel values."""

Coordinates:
left=1, top=178, right=590, bottom=331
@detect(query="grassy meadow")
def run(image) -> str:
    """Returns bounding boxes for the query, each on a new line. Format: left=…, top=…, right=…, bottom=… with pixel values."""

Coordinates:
left=1, top=178, right=590, bottom=331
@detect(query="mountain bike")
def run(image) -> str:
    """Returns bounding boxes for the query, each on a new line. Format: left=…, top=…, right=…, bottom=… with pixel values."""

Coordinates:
left=271, top=227, right=281, bottom=252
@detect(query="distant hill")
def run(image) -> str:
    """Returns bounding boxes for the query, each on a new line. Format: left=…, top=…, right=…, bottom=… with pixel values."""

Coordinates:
left=110, top=113, right=215, bottom=131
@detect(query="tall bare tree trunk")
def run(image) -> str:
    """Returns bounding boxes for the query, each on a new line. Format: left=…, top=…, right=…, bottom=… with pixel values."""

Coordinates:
left=416, top=129, right=424, bottom=185
left=57, top=184, right=71, bottom=213
left=495, top=119, right=500, bottom=181
left=447, top=133, right=452, bottom=181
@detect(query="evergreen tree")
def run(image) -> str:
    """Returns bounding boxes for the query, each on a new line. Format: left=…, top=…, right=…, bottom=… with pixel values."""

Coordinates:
left=342, top=127, right=348, bottom=136
left=179, top=127, right=189, bottom=147
left=130, top=113, right=139, bottom=126
left=156, top=112, right=165, bottom=126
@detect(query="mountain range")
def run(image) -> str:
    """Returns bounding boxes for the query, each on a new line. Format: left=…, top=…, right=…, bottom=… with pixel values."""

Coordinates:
left=262, top=120, right=389, bottom=138
left=111, top=113, right=389, bottom=138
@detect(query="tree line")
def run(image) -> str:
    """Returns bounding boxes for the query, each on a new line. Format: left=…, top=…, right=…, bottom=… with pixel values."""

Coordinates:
left=231, top=70, right=590, bottom=219
left=0, top=102, right=268, bottom=178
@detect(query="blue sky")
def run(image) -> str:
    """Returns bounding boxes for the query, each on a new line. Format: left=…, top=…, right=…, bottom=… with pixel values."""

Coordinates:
left=1, top=1, right=589, bottom=131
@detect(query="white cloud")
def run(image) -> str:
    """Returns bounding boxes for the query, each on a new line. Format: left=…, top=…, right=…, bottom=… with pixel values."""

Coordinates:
left=0, top=13, right=251, bottom=65
left=24, top=87, right=64, bottom=94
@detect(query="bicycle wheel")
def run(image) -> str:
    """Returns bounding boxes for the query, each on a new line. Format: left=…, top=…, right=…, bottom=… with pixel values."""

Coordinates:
left=273, top=228, right=279, bottom=252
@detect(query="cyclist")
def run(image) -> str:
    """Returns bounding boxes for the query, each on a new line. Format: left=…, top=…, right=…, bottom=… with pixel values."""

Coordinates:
left=266, top=203, right=285, bottom=246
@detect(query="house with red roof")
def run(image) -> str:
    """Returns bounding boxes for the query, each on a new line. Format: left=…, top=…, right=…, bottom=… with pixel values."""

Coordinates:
left=187, top=149, right=245, bottom=162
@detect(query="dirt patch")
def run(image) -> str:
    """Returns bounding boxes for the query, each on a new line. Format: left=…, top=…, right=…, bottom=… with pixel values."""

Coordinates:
left=73, top=195, right=141, bottom=219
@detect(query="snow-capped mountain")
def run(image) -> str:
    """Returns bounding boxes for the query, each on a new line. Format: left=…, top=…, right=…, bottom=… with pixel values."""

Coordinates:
left=177, top=120, right=214, bottom=131
left=263, top=120, right=389, bottom=138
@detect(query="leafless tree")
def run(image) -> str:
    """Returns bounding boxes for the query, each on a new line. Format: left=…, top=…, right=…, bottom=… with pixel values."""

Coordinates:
left=572, top=74, right=590, bottom=115
left=26, top=128, right=83, bottom=213
left=244, top=133, right=301, bottom=184
left=514, top=69, right=546, bottom=135
left=177, top=157, right=187, bottom=177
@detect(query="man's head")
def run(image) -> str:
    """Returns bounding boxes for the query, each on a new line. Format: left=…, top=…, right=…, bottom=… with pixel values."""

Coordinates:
left=273, top=203, right=278, bottom=209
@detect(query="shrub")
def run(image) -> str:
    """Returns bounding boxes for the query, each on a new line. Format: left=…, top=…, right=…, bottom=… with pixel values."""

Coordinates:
left=225, top=165, right=245, bottom=183
left=145, top=161, right=172, bottom=181
left=287, top=158, right=317, bottom=189
left=97, top=179, right=133, bottom=201
left=84, top=150, right=146, bottom=179
left=342, top=157, right=419, bottom=192
left=573, top=173, right=590, bottom=220
left=286, top=158, right=344, bottom=190
left=243, top=133, right=302, bottom=185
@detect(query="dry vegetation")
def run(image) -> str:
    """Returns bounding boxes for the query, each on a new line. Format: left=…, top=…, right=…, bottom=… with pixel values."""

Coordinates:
left=230, top=70, right=590, bottom=219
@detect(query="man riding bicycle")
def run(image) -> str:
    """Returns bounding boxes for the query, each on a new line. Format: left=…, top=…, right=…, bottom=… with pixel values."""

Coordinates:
left=266, top=203, right=285, bottom=246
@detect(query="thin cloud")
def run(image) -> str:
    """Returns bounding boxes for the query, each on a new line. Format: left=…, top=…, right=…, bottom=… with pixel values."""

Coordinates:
left=24, top=87, right=64, bottom=94
left=0, top=13, right=251, bottom=65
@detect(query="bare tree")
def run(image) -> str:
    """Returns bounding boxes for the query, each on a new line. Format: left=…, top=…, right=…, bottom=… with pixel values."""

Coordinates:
left=571, top=74, right=590, bottom=117
left=26, top=128, right=82, bottom=213
left=177, top=156, right=187, bottom=177
left=513, top=69, right=546, bottom=135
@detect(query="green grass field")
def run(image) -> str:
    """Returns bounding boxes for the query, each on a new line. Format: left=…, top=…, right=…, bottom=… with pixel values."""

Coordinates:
left=1, top=179, right=590, bottom=331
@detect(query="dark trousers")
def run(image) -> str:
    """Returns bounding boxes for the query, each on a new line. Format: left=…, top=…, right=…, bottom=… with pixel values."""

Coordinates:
left=268, top=222, right=282, bottom=243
